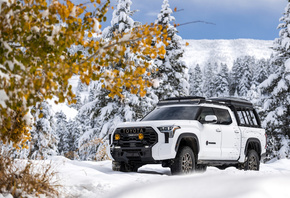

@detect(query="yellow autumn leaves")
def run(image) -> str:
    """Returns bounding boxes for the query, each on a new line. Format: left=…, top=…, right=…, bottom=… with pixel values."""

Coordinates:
left=0, top=0, right=166, bottom=147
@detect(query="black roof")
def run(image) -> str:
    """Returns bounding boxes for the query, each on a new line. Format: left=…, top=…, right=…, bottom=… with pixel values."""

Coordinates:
left=158, top=96, right=253, bottom=108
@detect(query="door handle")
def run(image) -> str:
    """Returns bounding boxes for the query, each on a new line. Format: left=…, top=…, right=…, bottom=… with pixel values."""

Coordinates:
left=216, top=128, right=221, bottom=132
left=234, top=130, right=240, bottom=133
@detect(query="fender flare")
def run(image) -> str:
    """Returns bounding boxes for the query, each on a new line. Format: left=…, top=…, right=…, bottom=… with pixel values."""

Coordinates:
left=244, top=138, right=262, bottom=156
left=175, top=133, right=200, bottom=153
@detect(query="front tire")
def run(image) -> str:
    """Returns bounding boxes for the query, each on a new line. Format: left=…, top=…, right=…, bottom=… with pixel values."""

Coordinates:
left=244, top=150, right=260, bottom=171
left=170, top=146, right=196, bottom=175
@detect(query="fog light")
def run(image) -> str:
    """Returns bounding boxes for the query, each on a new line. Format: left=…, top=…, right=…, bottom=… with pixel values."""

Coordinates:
left=138, top=133, right=144, bottom=140
left=115, top=134, right=120, bottom=140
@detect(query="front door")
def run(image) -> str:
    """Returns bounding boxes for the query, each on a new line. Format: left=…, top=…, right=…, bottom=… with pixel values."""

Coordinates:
left=198, top=107, right=222, bottom=160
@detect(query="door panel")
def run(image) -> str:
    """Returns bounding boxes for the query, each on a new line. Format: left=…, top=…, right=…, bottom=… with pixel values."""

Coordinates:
left=220, top=125, right=241, bottom=160
left=213, top=108, right=241, bottom=160
left=197, top=107, right=222, bottom=160
left=199, top=123, right=222, bottom=160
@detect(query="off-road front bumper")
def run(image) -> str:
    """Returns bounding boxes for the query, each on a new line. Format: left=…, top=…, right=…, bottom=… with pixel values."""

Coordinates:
left=110, top=145, right=157, bottom=165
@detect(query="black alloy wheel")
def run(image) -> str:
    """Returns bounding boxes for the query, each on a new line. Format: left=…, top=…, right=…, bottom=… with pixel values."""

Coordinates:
left=171, top=146, right=196, bottom=175
left=244, top=149, right=260, bottom=171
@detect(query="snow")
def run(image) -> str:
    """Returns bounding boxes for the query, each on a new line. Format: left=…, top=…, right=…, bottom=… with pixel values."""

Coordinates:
left=182, top=39, right=273, bottom=69
left=285, top=58, right=290, bottom=72
left=0, top=89, right=8, bottom=108
left=93, top=18, right=101, bottom=34
left=5, top=157, right=290, bottom=198
left=47, top=98, right=78, bottom=121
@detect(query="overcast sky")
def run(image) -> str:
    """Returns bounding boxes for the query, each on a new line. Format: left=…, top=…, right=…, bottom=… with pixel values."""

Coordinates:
left=106, top=0, right=287, bottom=40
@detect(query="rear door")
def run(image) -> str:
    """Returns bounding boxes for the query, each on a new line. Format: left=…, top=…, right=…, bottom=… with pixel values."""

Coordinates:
left=214, top=108, right=241, bottom=160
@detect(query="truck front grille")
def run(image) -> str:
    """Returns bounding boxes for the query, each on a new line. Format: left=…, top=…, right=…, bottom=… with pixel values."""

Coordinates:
left=113, top=127, right=158, bottom=148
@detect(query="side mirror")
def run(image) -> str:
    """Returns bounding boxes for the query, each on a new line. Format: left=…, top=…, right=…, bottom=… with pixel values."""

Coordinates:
left=204, top=115, right=218, bottom=124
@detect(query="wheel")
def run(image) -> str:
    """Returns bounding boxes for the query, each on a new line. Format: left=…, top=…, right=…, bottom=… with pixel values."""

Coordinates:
left=170, top=146, right=196, bottom=175
left=112, top=161, right=139, bottom=172
left=244, top=150, right=260, bottom=171
left=196, top=164, right=207, bottom=172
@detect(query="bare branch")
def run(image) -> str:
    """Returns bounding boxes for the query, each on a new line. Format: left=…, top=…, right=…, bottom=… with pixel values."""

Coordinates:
left=178, top=20, right=216, bottom=27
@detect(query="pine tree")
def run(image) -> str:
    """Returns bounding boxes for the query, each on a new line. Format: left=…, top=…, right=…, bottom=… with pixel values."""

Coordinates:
left=29, top=102, right=58, bottom=159
left=188, top=64, right=203, bottom=96
left=202, top=62, right=216, bottom=98
left=153, top=0, right=189, bottom=100
left=55, top=111, right=69, bottom=156
left=238, top=68, right=252, bottom=97
left=253, top=58, right=269, bottom=86
left=230, top=58, right=243, bottom=96
left=260, top=1, right=290, bottom=160
left=75, top=0, right=158, bottom=160
left=215, top=63, right=229, bottom=97
left=65, top=119, right=81, bottom=159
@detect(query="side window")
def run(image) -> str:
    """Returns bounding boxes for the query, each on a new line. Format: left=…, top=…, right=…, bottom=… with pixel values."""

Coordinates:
left=213, top=108, right=232, bottom=125
left=242, top=111, right=251, bottom=125
left=237, top=110, right=246, bottom=125
left=249, top=110, right=258, bottom=126
left=236, top=109, right=259, bottom=127
left=198, top=107, right=215, bottom=123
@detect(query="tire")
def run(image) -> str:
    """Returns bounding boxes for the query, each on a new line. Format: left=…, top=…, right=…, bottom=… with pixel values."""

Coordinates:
left=170, top=146, right=196, bottom=175
left=244, top=150, right=260, bottom=171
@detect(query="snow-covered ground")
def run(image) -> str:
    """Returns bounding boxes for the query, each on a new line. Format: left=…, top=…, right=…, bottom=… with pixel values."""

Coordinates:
left=39, top=157, right=290, bottom=198
left=183, top=39, right=273, bottom=69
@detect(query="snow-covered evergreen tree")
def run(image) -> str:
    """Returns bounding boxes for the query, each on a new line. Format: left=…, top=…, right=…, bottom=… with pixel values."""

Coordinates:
left=253, top=58, right=270, bottom=86
left=230, top=58, right=243, bottom=96
left=75, top=0, right=158, bottom=160
left=153, top=0, right=189, bottom=100
left=215, top=63, right=229, bottom=97
left=238, top=68, right=252, bottom=97
left=230, top=56, right=255, bottom=96
left=55, top=111, right=69, bottom=156
left=260, top=1, right=290, bottom=160
left=65, top=119, right=81, bottom=159
left=188, top=64, right=203, bottom=96
left=29, top=102, right=58, bottom=159
left=202, top=62, right=216, bottom=97
left=102, top=0, right=135, bottom=38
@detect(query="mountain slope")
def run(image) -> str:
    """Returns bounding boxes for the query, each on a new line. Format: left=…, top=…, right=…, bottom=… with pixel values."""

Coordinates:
left=183, top=39, right=274, bottom=69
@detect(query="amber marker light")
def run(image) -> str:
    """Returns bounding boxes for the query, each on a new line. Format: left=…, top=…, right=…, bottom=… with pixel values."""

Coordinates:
left=138, top=133, right=144, bottom=140
left=115, top=134, right=120, bottom=141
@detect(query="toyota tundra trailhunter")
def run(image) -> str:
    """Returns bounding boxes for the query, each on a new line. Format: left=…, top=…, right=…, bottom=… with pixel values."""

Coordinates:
left=108, top=97, right=266, bottom=174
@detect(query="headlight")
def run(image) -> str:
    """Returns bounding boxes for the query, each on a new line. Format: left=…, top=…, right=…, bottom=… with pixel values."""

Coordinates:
left=158, top=125, right=180, bottom=138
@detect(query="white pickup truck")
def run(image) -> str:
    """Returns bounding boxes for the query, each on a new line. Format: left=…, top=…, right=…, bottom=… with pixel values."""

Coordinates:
left=108, top=97, right=266, bottom=174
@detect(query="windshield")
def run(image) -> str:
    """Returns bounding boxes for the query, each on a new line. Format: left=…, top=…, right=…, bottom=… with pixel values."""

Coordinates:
left=142, top=106, right=199, bottom=121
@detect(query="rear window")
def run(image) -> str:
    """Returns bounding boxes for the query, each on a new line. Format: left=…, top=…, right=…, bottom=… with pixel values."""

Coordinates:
left=142, top=106, right=199, bottom=121
left=236, top=108, right=259, bottom=127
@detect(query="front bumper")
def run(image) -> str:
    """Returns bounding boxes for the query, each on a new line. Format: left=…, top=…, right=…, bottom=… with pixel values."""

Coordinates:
left=110, top=146, right=157, bottom=164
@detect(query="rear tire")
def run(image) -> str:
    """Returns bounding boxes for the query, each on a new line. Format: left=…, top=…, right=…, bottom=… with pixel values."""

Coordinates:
left=244, top=150, right=260, bottom=171
left=170, top=146, right=196, bottom=175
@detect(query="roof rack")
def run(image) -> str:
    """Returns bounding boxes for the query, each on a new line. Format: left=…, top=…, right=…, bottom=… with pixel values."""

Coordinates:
left=158, top=96, right=205, bottom=106
left=207, top=97, right=253, bottom=108
left=157, top=96, right=253, bottom=108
